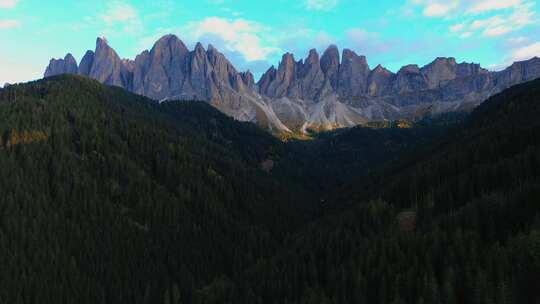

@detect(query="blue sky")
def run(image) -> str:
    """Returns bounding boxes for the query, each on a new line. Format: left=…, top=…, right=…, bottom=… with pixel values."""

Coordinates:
left=0, top=0, right=539, bottom=84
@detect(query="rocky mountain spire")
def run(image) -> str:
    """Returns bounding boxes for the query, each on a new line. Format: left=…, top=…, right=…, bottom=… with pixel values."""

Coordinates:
left=393, top=64, right=428, bottom=93
left=420, top=57, right=458, bottom=89
left=337, top=49, right=370, bottom=97
left=44, top=53, right=78, bottom=77
left=44, top=37, right=540, bottom=133
left=367, top=64, right=394, bottom=96
left=133, top=34, right=190, bottom=100
left=258, top=66, right=277, bottom=95
left=320, top=45, right=340, bottom=89
left=88, top=37, right=128, bottom=88
left=262, top=53, right=297, bottom=98
left=296, top=49, right=325, bottom=99
left=78, top=51, right=95, bottom=76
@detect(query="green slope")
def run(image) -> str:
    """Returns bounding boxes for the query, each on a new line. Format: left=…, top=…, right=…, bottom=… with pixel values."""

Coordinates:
left=198, top=78, right=540, bottom=304
left=2, top=74, right=540, bottom=304
left=0, top=75, right=312, bottom=304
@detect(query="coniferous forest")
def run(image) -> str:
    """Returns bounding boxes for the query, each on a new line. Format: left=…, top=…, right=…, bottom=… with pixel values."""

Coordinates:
left=1, top=75, right=540, bottom=303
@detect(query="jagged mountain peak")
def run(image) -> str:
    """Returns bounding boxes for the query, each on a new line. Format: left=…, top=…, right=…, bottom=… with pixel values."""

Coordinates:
left=322, top=44, right=339, bottom=57
left=373, top=64, right=392, bottom=73
left=342, top=49, right=367, bottom=64
left=194, top=42, right=206, bottom=53
left=64, top=53, right=77, bottom=63
left=307, top=49, right=319, bottom=61
left=44, top=53, right=78, bottom=78
left=44, top=36, right=540, bottom=133
left=321, top=45, right=340, bottom=69
left=151, top=34, right=189, bottom=54
left=399, top=64, right=421, bottom=73
left=96, top=36, right=108, bottom=44
left=429, top=57, right=457, bottom=65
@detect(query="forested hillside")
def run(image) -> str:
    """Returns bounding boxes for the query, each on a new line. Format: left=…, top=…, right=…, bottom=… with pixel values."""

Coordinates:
left=0, top=75, right=312, bottom=304
left=198, top=79, right=540, bottom=304
left=1, top=75, right=540, bottom=304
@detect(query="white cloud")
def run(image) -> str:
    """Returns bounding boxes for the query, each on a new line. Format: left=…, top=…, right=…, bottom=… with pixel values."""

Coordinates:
left=506, top=36, right=530, bottom=46
left=448, top=1, right=535, bottom=38
left=0, top=19, right=18, bottom=29
left=410, top=0, right=460, bottom=17
left=304, top=0, right=338, bottom=11
left=460, top=31, right=473, bottom=38
left=346, top=28, right=378, bottom=43
left=345, top=28, right=398, bottom=56
left=412, top=0, right=534, bottom=20
left=100, top=2, right=141, bottom=34
left=423, top=3, right=453, bottom=16
left=450, top=23, right=465, bottom=32
left=181, top=17, right=279, bottom=61
left=491, top=40, right=540, bottom=70
left=511, top=41, right=540, bottom=61
left=0, top=0, right=18, bottom=9
left=467, top=0, right=522, bottom=14
left=483, top=26, right=511, bottom=36
left=0, top=56, right=42, bottom=85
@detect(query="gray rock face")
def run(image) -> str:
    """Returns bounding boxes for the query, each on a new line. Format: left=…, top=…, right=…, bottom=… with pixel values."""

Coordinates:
left=421, top=57, right=458, bottom=89
left=392, top=65, right=428, bottom=94
left=367, top=65, right=394, bottom=96
left=271, top=53, right=298, bottom=97
left=493, top=57, right=540, bottom=88
left=78, top=51, right=95, bottom=76
left=44, top=53, right=78, bottom=77
left=337, top=49, right=370, bottom=97
left=133, top=34, right=190, bottom=100
left=88, top=38, right=128, bottom=88
left=297, top=49, right=326, bottom=100
left=44, top=36, right=540, bottom=133
left=320, top=45, right=340, bottom=89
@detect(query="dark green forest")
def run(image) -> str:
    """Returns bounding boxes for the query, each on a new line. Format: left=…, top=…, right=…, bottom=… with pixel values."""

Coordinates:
left=0, top=75, right=539, bottom=303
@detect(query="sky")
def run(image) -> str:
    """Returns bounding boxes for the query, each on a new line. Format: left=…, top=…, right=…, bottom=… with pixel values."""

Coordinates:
left=0, top=0, right=539, bottom=85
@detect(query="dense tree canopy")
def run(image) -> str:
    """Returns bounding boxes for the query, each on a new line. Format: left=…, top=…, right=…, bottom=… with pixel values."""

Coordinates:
left=1, top=75, right=539, bottom=303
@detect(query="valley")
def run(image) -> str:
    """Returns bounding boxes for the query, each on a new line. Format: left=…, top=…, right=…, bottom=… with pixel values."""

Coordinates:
left=1, top=75, right=539, bottom=303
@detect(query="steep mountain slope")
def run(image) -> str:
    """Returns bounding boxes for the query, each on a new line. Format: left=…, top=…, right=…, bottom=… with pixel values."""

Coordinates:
left=0, top=75, right=314, bottom=304
left=195, top=78, right=540, bottom=303
left=277, top=114, right=461, bottom=195
left=7, top=68, right=540, bottom=304
left=45, top=37, right=290, bottom=133
left=44, top=35, right=540, bottom=133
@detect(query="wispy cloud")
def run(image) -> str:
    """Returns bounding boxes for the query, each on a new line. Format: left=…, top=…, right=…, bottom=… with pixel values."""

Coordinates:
left=304, top=0, right=339, bottom=11
left=424, top=1, right=460, bottom=17
left=466, top=0, right=523, bottom=15
left=100, top=2, right=142, bottom=34
left=181, top=17, right=279, bottom=61
left=511, top=41, right=540, bottom=61
left=0, top=0, right=19, bottom=9
left=490, top=40, right=540, bottom=70
left=450, top=1, right=535, bottom=38
left=0, top=19, right=19, bottom=29
left=409, top=0, right=460, bottom=17
left=411, top=0, right=528, bottom=17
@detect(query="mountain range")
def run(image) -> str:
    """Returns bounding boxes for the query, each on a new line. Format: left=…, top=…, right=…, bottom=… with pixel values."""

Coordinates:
left=44, top=35, right=540, bottom=133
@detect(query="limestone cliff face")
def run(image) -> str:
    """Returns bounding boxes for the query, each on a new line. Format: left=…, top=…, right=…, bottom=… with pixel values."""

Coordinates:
left=44, top=35, right=540, bottom=133
left=44, top=54, right=78, bottom=77
left=337, top=49, right=370, bottom=97
left=88, top=38, right=129, bottom=88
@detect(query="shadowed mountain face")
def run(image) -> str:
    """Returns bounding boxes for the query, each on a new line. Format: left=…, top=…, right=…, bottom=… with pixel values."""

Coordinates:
left=10, top=73, right=540, bottom=304
left=45, top=35, right=540, bottom=133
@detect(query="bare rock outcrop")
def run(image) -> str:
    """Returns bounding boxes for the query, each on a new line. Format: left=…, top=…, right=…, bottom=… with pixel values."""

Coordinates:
left=44, top=36, right=540, bottom=133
